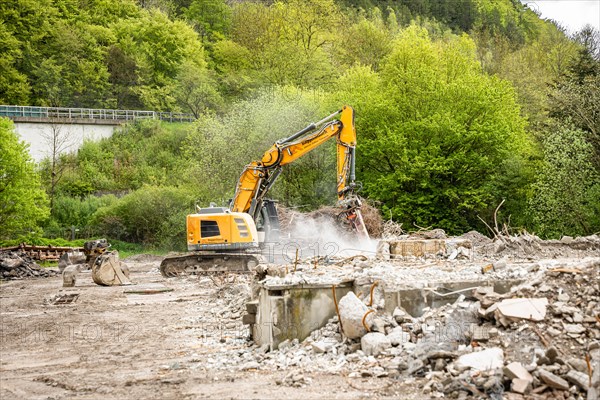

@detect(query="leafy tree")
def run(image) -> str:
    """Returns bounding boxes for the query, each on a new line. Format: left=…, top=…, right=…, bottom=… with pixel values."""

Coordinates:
left=174, top=60, right=222, bottom=117
left=570, top=24, right=600, bottom=81
left=111, top=8, right=206, bottom=110
left=185, top=0, right=231, bottom=43
left=337, top=10, right=393, bottom=71
left=231, top=0, right=340, bottom=88
left=0, top=22, right=30, bottom=103
left=0, top=118, right=49, bottom=239
left=328, top=27, right=530, bottom=233
left=211, top=39, right=256, bottom=97
left=529, top=123, right=600, bottom=237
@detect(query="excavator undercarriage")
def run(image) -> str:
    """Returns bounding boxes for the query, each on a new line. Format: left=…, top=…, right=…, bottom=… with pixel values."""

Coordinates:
left=159, top=252, right=260, bottom=277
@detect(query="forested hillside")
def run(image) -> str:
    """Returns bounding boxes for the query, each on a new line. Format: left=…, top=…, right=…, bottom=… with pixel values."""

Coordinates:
left=1, top=0, right=599, bottom=248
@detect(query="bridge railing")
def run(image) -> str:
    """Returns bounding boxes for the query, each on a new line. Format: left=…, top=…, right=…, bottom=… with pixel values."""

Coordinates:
left=0, top=105, right=195, bottom=123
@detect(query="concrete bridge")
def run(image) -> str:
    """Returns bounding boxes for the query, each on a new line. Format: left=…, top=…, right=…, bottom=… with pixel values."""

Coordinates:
left=1, top=105, right=195, bottom=162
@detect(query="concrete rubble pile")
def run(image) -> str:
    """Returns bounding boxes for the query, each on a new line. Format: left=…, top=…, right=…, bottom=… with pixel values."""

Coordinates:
left=0, top=250, right=59, bottom=279
left=225, top=232, right=599, bottom=398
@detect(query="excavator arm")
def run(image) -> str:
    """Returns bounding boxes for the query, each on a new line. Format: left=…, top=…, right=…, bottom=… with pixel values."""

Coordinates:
left=230, top=105, right=369, bottom=238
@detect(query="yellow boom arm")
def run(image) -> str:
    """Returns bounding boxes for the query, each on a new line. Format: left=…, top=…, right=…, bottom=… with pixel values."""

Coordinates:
left=230, top=105, right=368, bottom=237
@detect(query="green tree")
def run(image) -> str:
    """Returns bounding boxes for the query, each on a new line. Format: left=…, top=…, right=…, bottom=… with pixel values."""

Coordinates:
left=328, top=27, right=530, bottom=233
left=338, top=10, right=393, bottom=71
left=174, top=60, right=222, bottom=117
left=112, top=8, right=206, bottom=110
left=529, top=123, right=600, bottom=237
left=0, top=118, right=49, bottom=239
left=185, top=0, right=231, bottom=43
left=0, top=22, right=30, bottom=103
left=231, top=0, right=340, bottom=88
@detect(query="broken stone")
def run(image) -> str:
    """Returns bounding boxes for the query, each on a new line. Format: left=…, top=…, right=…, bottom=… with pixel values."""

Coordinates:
left=387, top=327, right=408, bottom=346
left=560, top=236, right=574, bottom=244
left=567, top=358, right=588, bottom=373
left=504, top=362, right=534, bottom=382
left=538, top=284, right=552, bottom=292
left=434, top=358, right=446, bottom=371
left=493, top=259, right=507, bottom=271
left=408, top=358, right=425, bottom=376
left=538, top=369, right=569, bottom=390
left=360, top=332, right=391, bottom=356
left=62, top=265, right=81, bottom=287
left=337, top=292, right=370, bottom=339
left=563, top=324, right=586, bottom=334
left=545, top=347, right=559, bottom=363
left=456, top=347, right=504, bottom=371
left=370, top=316, right=387, bottom=333
left=557, top=292, right=570, bottom=302
left=511, top=378, right=532, bottom=394
left=470, top=324, right=490, bottom=341
left=311, top=340, right=334, bottom=354
left=495, top=298, right=548, bottom=323
left=393, top=307, right=407, bottom=323
left=481, top=293, right=501, bottom=309
left=564, top=369, right=589, bottom=391
left=376, top=241, right=391, bottom=260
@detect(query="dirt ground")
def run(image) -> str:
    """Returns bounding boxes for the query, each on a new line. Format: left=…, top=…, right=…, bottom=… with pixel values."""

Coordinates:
left=0, top=256, right=424, bottom=400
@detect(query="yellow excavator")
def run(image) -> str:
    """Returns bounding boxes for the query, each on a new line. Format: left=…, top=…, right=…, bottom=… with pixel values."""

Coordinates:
left=160, top=105, right=369, bottom=277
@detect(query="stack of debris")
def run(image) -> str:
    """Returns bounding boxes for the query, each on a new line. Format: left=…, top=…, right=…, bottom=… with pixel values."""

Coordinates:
left=0, top=250, right=59, bottom=279
left=269, top=258, right=599, bottom=398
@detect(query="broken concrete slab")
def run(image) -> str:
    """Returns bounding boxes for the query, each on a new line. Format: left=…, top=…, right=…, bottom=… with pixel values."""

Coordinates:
left=456, top=347, right=504, bottom=371
left=538, top=369, right=569, bottom=390
left=311, top=340, right=335, bottom=354
left=563, top=323, right=586, bottom=334
left=565, top=369, right=589, bottom=391
left=495, top=298, right=548, bottom=324
left=511, top=378, right=532, bottom=394
left=338, top=291, right=371, bottom=339
left=504, top=362, right=533, bottom=382
left=387, top=327, right=408, bottom=346
left=361, top=332, right=391, bottom=356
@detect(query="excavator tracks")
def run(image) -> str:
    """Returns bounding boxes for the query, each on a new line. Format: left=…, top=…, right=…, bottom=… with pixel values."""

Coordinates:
left=160, top=252, right=260, bottom=277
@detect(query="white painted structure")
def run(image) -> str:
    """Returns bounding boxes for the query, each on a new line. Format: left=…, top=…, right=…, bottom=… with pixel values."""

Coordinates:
left=13, top=122, right=118, bottom=162
left=1, top=105, right=195, bottom=163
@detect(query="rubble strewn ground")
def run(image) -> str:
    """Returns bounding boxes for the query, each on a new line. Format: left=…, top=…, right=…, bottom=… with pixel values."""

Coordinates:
left=1, top=232, right=599, bottom=399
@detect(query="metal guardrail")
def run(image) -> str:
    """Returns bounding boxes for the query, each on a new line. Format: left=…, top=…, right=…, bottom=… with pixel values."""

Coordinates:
left=0, top=105, right=196, bottom=123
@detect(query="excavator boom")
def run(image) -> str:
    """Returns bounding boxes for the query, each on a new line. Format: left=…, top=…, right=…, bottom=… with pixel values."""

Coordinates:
left=231, top=105, right=369, bottom=238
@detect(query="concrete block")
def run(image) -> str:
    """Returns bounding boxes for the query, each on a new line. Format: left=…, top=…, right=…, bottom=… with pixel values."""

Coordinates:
left=388, top=239, right=446, bottom=258
left=338, top=292, right=370, bottom=339
left=511, top=378, right=532, bottom=394
left=456, top=347, right=504, bottom=371
left=311, top=340, right=334, bottom=354
left=495, top=298, right=548, bottom=322
left=538, top=369, right=569, bottom=390
left=361, top=332, right=391, bottom=356
left=504, top=362, right=533, bottom=382
left=565, top=369, right=589, bottom=391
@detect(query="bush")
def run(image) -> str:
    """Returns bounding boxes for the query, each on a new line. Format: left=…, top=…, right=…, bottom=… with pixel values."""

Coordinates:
left=92, top=186, right=196, bottom=250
